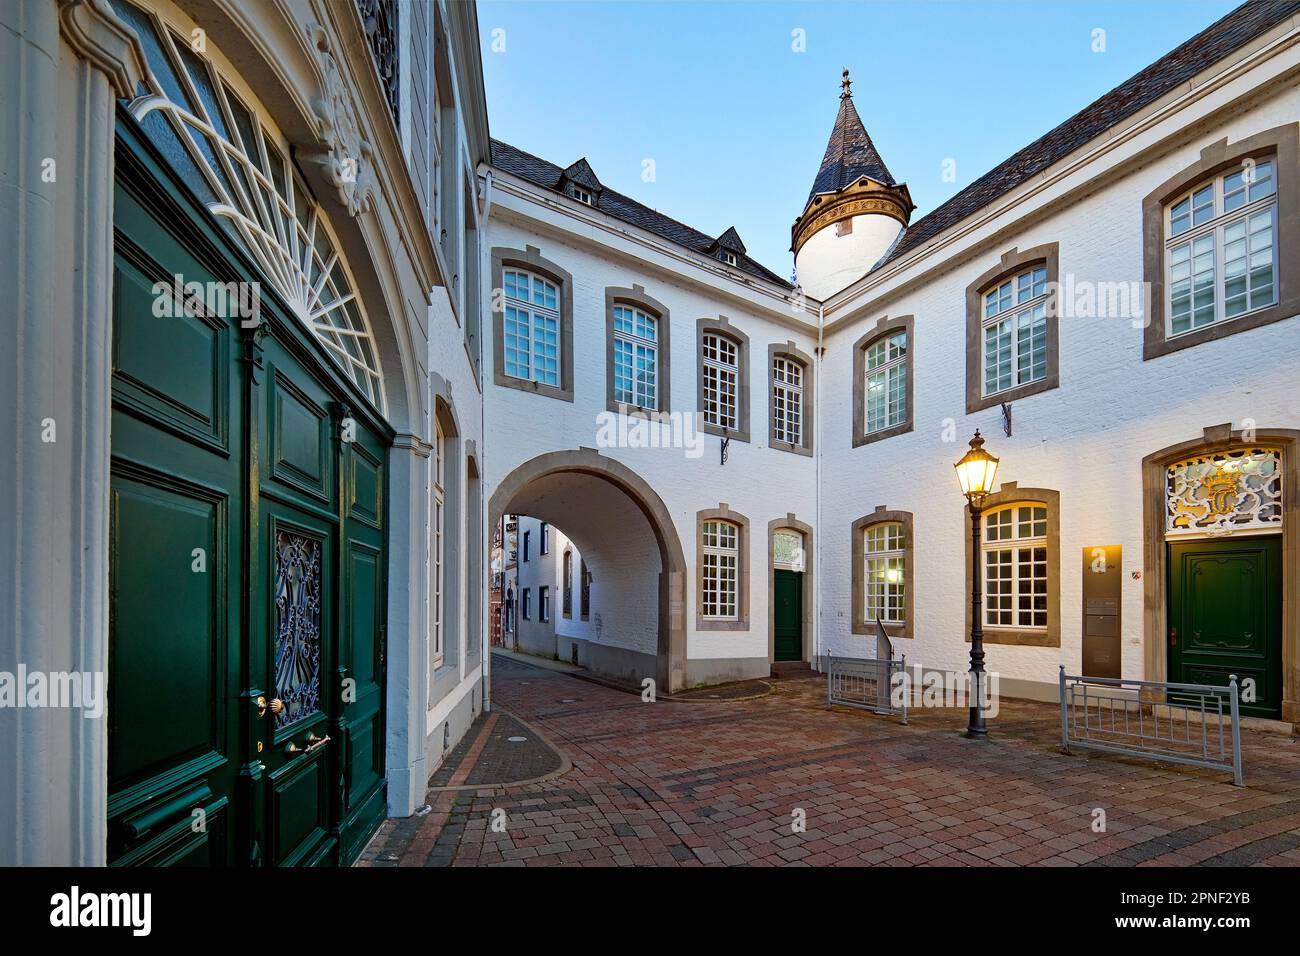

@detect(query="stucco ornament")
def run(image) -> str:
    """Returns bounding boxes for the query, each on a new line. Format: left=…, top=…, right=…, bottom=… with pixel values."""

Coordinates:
left=305, top=23, right=374, bottom=216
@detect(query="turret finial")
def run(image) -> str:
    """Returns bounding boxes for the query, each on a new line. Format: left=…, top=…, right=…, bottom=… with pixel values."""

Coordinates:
left=841, top=68, right=852, bottom=99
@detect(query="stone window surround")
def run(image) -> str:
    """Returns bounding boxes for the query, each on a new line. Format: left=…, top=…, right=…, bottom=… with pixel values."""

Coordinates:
left=491, top=245, right=575, bottom=402
left=696, top=504, right=750, bottom=632
left=1142, top=124, right=1300, bottom=361
left=767, top=515, right=814, bottom=662
left=767, top=342, right=815, bottom=456
left=430, top=378, right=463, bottom=701
left=852, top=314, right=915, bottom=448
left=696, top=316, right=751, bottom=444
left=962, top=482, right=1062, bottom=647
left=964, top=243, right=1061, bottom=414
left=605, top=284, right=672, bottom=414
left=1141, top=424, right=1300, bottom=722
left=850, top=506, right=914, bottom=641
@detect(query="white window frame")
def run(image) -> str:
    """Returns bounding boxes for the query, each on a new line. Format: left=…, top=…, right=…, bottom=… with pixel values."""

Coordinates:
left=772, top=356, right=804, bottom=446
left=569, top=185, right=594, bottom=205
left=982, top=504, right=1049, bottom=631
left=981, top=266, right=1048, bottom=398
left=864, top=331, right=907, bottom=434
left=701, top=520, right=739, bottom=620
left=1165, top=158, right=1278, bottom=338
left=430, top=420, right=445, bottom=672
left=702, top=332, right=739, bottom=432
left=522, top=587, right=531, bottom=620
left=864, top=522, right=906, bottom=625
left=612, top=304, right=659, bottom=409
left=502, top=268, right=561, bottom=388
left=719, top=250, right=738, bottom=267
left=539, top=586, right=550, bottom=623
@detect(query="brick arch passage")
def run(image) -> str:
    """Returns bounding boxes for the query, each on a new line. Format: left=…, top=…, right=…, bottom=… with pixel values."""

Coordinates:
left=489, top=449, right=688, bottom=692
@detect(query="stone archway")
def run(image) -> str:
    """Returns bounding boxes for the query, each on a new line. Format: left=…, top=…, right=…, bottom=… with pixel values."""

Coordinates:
left=489, top=448, right=688, bottom=692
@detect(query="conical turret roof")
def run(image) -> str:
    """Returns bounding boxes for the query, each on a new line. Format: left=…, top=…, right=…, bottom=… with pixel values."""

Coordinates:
left=805, top=71, right=896, bottom=205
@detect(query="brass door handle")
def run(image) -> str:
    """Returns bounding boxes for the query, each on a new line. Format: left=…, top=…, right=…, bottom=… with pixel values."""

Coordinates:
left=285, top=733, right=330, bottom=756
left=255, top=696, right=285, bottom=718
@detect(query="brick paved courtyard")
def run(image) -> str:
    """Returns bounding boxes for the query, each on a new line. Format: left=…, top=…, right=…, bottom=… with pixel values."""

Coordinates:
left=361, top=654, right=1300, bottom=867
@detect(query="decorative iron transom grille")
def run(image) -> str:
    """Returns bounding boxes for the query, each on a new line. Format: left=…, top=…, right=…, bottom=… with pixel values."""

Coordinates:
left=1166, top=447, right=1282, bottom=536
left=274, top=531, right=323, bottom=728
left=109, top=0, right=387, bottom=411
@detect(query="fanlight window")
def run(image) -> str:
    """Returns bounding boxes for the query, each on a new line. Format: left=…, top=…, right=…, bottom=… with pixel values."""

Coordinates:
left=109, top=0, right=386, bottom=411
left=1166, top=448, right=1282, bottom=536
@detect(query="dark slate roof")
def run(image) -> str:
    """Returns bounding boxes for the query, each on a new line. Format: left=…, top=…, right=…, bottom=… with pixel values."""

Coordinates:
left=490, top=139, right=792, bottom=288
left=873, top=0, right=1300, bottom=273
left=806, top=93, right=896, bottom=207
left=712, top=227, right=747, bottom=254
left=559, top=158, right=602, bottom=192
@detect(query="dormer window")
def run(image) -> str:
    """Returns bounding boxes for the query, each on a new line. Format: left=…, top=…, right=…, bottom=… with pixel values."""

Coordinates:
left=719, top=250, right=737, bottom=267
left=569, top=186, right=594, bottom=206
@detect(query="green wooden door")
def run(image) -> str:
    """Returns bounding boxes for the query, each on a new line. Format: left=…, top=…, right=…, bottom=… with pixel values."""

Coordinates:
left=1168, top=535, right=1282, bottom=718
left=108, top=178, right=244, bottom=866
left=774, top=570, right=803, bottom=662
left=109, top=116, right=390, bottom=866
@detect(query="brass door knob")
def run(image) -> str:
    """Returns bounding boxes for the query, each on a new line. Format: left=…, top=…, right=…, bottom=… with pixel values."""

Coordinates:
left=255, top=696, right=285, bottom=718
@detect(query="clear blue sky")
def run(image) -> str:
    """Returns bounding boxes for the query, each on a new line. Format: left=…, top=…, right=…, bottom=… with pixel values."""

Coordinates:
left=478, top=0, right=1241, bottom=278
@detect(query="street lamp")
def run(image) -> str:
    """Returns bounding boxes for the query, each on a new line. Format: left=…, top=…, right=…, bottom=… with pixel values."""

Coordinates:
left=954, top=430, right=1000, bottom=739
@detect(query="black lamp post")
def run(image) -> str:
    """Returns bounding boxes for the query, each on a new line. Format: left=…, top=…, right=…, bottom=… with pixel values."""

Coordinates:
left=953, top=430, right=1000, bottom=739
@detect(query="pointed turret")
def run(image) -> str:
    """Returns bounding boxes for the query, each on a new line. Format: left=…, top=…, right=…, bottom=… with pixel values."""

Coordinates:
left=792, top=70, right=914, bottom=299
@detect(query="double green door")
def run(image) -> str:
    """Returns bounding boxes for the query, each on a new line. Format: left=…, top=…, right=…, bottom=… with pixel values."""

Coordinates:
left=107, top=121, right=390, bottom=865
left=1168, top=535, right=1282, bottom=719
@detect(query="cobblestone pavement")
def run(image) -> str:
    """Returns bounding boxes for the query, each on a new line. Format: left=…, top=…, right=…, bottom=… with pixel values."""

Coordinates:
left=360, top=654, right=1300, bottom=867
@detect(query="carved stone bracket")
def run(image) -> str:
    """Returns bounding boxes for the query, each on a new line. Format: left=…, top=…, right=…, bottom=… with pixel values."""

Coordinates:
left=303, top=22, right=375, bottom=217
left=58, top=0, right=149, bottom=98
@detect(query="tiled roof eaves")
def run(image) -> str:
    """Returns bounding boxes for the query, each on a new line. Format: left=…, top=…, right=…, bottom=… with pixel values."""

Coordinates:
left=872, top=0, right=1300, bottom=273
left=490, top=139, right=793, bottom=290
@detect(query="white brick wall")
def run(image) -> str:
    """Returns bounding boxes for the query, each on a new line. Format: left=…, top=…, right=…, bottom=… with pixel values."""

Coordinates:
left=484, top=215, right=819, bottom=665
left=818, top=86, right=1300, bottom=691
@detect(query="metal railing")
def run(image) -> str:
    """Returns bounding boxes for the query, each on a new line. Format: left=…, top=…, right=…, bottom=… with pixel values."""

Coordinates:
left=1059, top=666, right=1243, bottom=786
left=827, top=654, right=908, bottom=724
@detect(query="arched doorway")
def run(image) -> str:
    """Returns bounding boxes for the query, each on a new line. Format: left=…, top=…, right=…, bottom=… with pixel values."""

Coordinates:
left=1142, top=426, right=1299, bottom=720
left=489, top=449, right=688, bottom=692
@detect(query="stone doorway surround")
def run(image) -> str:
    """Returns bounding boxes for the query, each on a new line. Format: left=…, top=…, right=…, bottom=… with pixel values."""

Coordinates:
left=767, top=515, right=814, bottom=664
left=1141, top=425, right=1299, bottom=721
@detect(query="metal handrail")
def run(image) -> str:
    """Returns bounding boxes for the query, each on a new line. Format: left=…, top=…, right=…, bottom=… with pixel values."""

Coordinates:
left=1058, top=666, right=1242, bottom=786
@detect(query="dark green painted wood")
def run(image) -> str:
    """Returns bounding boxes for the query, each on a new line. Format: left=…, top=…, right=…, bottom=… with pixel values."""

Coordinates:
left=110, top=108, right=390, bottom=866
left=1168, top=535, right=1282, bottom=719
left=774, top=570, right=803, bottom=662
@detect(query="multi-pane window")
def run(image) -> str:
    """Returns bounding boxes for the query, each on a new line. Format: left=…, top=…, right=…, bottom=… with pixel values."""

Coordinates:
left=702, top=333, right=739, bottom=431
left=701, top=520, right=739, bottom=620
left=983, top=505, right=1048, bottom=629
left=1166, top=159, right=1277, bottom=336
left=563, top=551, right=573, bottom=617
left=864, top=331, right=907, bottom=433
left=539, top=586, right=550, bottom=623
left=772, top=357, right=804, bottom=446
left=613, top=305, right=658, bottom=409
left=431, top=421, right=445, bottom=671
left=982, top=266, right=1048, bottom=396
left=864, top=523, right=906, bottom=624
left=502, top=268, right=561, bottom=387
